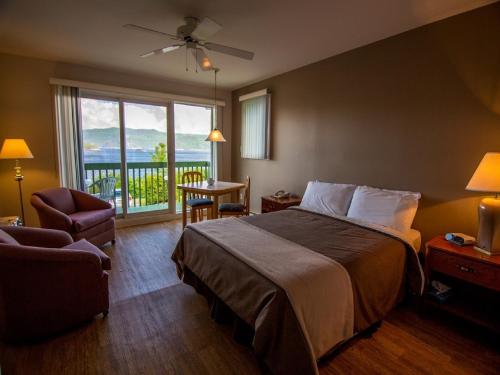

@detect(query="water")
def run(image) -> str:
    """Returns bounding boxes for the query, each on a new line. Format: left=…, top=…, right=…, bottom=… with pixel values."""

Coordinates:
left=84, top=148, right=211, bottom=163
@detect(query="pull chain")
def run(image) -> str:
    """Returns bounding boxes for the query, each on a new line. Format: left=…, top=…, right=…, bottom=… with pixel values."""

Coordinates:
left=195, top=49, right=198, bottom=73
left=214, top=68, right=217, bottom=105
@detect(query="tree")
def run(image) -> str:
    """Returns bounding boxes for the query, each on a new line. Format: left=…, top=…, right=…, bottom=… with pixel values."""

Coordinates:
left=151, top=142, right=167, bottom=162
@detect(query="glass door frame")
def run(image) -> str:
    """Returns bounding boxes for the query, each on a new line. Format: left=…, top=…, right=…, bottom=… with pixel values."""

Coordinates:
left=172, top=101, right=216, bottom=213
left=173, top=100, right=216, bottom=177
left=80, top=90, right=176, bottom=218
left=120, top=98, right=172, bottom=216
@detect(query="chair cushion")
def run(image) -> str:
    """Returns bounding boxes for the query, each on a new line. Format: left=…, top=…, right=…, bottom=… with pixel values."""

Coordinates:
left=69, top=209, right=115, bottom=232
left=219, top=203, right=245, bottom=212
left=0, top=229, right=19, bottom=245
left=34, top=188, right=77, bottom=215
left=63, top=239, right=111, bottom=270
left=186, top=198, right=213, bottom=207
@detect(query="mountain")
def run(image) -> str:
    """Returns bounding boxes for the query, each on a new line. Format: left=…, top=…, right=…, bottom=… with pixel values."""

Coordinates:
left=82, top=128, right=209, bottom=150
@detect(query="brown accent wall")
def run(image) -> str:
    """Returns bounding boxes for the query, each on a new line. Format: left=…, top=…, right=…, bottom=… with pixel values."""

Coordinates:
left=0, top=54, right=232, bottom=226
left=232, top=3, right=500, bottom=244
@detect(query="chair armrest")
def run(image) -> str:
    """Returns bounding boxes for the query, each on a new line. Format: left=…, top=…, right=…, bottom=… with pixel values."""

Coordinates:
left=70, top=189, right=113, bottom=211
left=30, top=195, right=73, bottom=231
left=1, top=227, right=74, bottom=248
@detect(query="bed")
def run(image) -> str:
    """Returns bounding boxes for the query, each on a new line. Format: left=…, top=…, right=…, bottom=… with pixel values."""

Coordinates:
left=171, top=183, right=424, bottom=375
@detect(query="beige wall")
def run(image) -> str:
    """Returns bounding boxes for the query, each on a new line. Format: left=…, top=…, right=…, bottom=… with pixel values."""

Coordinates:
left=0, top=53, right=232, bottom=226
left=232, top=3, right=500, bottom=244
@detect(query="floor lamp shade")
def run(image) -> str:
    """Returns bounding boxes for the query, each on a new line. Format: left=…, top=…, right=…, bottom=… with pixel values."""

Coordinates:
left=466, top=152, right=500, bottom=255
left=0, top=138, right=34, bottom=225
left=0, top=139, right=34, bottom=160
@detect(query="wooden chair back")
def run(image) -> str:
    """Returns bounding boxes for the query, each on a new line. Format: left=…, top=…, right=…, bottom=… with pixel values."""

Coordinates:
left=243, top=176, right=251, bottom=215
left=182, top=171, right=204, bottom=200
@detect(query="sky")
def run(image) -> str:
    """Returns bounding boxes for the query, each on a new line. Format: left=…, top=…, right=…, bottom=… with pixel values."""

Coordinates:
left=80, top=98, right=212, bottom=135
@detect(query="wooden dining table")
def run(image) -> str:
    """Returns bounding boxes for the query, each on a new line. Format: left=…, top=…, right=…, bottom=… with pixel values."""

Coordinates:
left=177, top=180, right=246, bottom=228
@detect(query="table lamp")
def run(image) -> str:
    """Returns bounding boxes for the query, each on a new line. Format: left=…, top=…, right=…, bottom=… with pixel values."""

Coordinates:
left=466, top=152, right=500, bottom=255
left=0, top=139, right=34, bottom=225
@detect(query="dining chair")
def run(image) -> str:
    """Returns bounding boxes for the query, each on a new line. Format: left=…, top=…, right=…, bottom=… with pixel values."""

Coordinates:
left=182, top=171, right=213, bottom=223
left=219, top=176, right=250, bottom=218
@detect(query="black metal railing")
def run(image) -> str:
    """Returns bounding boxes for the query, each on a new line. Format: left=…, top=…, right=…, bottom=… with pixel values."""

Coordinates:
left=84, top=161, right=211, bottom=208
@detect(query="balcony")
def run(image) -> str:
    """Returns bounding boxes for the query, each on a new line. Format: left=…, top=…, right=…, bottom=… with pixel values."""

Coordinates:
left=84, top=161, right=211, bottom=213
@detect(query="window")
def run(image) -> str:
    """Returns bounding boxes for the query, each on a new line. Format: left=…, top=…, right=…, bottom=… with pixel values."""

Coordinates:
left=52, top=79, right=224, bottom=219
left=240, top=89, right=270, bottom=160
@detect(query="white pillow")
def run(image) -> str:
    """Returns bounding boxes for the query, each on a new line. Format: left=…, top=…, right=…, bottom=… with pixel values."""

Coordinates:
left=347, top=186, right=421, bottom=233
left=300, top=181, right=357, bottom=216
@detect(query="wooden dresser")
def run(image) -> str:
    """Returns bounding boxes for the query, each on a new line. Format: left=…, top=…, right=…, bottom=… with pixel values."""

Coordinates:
left=261, top=195, right=302, bottom=213
left=424, top=236, right=500, bottom=332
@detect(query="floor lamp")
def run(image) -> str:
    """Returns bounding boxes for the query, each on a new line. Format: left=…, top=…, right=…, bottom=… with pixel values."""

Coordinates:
left=0, top=139, right=34, bottom=225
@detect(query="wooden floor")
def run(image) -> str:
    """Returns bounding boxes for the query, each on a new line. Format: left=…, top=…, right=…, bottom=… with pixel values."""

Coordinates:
left=1, top=221, right=499, bottom=375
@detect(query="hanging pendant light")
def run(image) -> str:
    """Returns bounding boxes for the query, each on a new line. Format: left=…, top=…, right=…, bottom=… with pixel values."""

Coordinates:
left=205, top=68, right=226, bottom=142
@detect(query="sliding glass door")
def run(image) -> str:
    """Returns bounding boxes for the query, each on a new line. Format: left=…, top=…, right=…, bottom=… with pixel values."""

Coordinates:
left=174, top=103, right=214, bottom=212
left=80, top=95, right=215, bottom=218
left=123, top=101, right=169, bottom=214
left=81, top=97, right=124, bottom=214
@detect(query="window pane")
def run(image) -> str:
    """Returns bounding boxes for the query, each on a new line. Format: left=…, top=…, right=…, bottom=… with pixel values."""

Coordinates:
left=174, top=103, right=213, bottom=212
left=124, top=102, right=168, bottom=214
left=81, top=98, right=123, bottom=214
left=241, top=95, right=269, bottom=159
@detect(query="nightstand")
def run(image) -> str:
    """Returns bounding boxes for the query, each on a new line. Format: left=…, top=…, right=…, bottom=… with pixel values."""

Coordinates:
left=261, top=195, right=302, bottom=213
left=424, top=236, right=500, bottom=333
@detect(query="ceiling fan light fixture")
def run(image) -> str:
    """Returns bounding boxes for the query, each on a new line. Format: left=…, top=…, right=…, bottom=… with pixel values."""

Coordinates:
left=202, top=57, right=212, bottom=68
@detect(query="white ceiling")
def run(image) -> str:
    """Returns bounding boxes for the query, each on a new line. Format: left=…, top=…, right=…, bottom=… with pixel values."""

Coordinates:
left=0, top=0, right=496, bottom=90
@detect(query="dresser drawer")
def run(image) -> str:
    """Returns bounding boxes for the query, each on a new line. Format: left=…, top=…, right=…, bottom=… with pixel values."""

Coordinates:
left=430, top=249, right=500, bottom=292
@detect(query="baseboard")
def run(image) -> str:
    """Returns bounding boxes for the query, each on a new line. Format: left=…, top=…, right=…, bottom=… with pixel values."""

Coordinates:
left=116, top=212, right=181, bottom=228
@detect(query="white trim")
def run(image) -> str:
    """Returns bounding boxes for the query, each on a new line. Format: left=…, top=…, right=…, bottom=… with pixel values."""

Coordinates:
left=238, top=89, right=269, bottom=102
left=49, top=78, right=226, bottom=107
left=116, top=212, right=181, bottom=228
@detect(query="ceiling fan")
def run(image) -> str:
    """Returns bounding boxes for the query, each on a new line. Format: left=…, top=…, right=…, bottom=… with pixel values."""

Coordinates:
left=123, top=17, right=255, bottom=71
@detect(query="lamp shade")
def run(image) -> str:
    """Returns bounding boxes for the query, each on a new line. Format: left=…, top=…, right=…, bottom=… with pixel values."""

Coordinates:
left=466, top=152, right=500, bottom=192
left=205, top=129, right=226, bottom=142
left=0, top=139, right=34, bottom=159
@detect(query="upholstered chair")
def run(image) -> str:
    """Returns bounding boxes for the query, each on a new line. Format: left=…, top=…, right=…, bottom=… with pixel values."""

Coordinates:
left=31, top=187, right=116, bottom=247
left=0, top=226, right=110, bottom=342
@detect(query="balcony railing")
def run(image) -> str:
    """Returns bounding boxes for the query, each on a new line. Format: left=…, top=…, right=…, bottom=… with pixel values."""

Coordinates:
left=84, top=161, right=210, bottom=210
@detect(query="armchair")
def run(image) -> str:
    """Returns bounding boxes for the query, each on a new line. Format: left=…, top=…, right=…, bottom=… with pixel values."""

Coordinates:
left=0, top=226, right=110, bottom=342
left=31, top=187, right=116, bottom=247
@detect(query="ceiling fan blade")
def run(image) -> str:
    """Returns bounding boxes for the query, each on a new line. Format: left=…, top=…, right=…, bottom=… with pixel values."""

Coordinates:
left=191, top=48, right=214, bottom=71
left=140, top=44, right=183, bottom=58
left=123, top=24, right=179, bottom=40
left=203, top=42, right=254, bottom=60
left=191, top=17, right=222, bottom=40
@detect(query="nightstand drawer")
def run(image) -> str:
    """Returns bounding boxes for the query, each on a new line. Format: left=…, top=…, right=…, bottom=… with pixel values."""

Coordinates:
left=261, top=200, right=275, bottom=212
left=430, top=249, right=500, bottom=291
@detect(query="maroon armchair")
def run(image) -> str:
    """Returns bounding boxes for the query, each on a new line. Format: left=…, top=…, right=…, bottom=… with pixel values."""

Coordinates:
left=31, top=187, right=116, bottom=247
left=0, top=226, right=110, bottom=342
